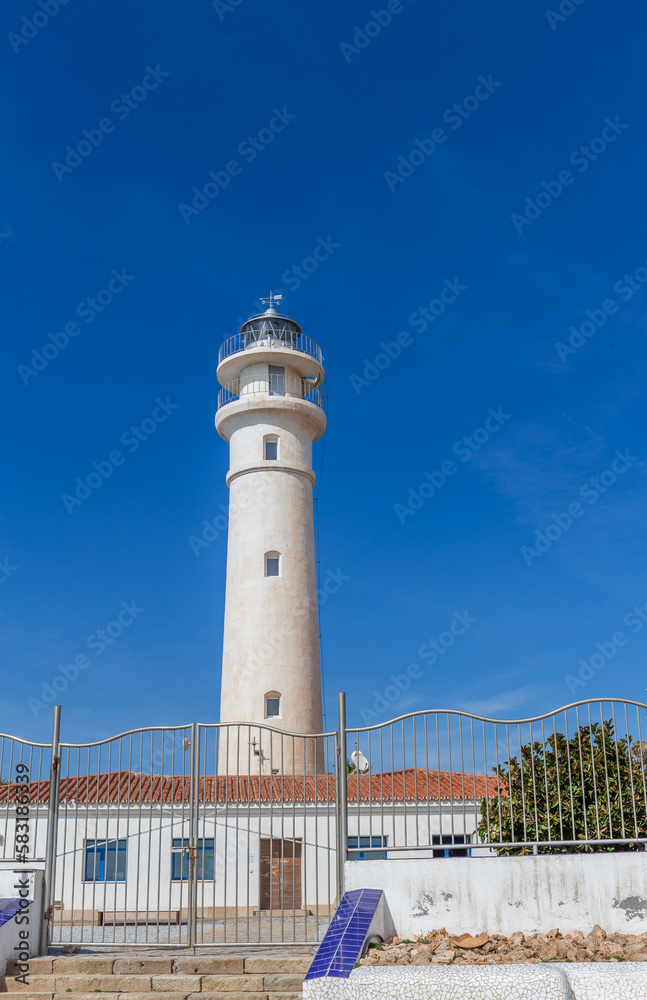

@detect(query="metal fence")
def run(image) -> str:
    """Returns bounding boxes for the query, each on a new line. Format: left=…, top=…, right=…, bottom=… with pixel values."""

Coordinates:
left=0, top=717, right=339, bottom=949
left=0, top=697, right=645, bottom=951
left=343, top=697, right=647, bottom=857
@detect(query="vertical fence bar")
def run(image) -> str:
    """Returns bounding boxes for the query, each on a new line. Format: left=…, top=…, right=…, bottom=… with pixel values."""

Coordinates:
left=42, top=705, right=61, bottom=954
left=337, top=693, right=348, bottom=899
left=187, top=723, right=199, bottom=948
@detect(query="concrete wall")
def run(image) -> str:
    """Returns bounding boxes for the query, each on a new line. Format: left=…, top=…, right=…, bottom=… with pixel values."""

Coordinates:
left=345, top=853, right=647, bottom=937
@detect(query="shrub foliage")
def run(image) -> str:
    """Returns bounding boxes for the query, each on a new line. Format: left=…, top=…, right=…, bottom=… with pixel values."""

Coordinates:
left=478, top=720, right=647, bottom=854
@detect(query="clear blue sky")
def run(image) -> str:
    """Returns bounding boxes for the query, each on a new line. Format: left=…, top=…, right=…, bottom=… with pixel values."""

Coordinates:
left=3, top=0, right=647, bottom=743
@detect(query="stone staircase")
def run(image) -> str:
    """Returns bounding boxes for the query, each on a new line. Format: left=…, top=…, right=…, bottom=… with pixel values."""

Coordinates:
left=1, top=953, right=311, bottom=999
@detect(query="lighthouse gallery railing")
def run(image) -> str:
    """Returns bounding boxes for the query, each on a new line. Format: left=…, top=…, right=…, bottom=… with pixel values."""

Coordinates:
left=218, top=332, right=323, bottom=366
left=217, top=374, right=323, bottom=410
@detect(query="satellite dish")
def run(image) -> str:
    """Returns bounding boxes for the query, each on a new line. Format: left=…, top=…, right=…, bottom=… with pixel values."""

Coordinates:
left=350, top=750, right=369, bottom=774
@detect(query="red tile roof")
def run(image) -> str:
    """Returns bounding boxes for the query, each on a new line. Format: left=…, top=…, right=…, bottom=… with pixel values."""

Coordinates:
left=0, top=769, right=502, bottom=805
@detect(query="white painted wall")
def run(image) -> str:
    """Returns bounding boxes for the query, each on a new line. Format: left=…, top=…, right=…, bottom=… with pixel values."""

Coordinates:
left=345, top=853, right=647, bottom=937
left=1, top=804, right=340, bottom=913
left=0, top=802, right=480, bottom=914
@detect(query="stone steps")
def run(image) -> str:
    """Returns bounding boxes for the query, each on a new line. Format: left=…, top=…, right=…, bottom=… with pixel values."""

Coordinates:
left=1, top=955, right=310, bottom=999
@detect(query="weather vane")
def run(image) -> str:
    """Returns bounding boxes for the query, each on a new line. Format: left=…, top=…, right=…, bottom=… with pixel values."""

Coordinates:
left=260, top=291, right=283, bottom=310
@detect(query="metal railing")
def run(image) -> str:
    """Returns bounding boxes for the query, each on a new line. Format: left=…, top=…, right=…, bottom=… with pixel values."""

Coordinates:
left=343, top=699, right=647, bottom=857
left=217, top=375, right=323, bottom=411
left=219, top=332, right=323, bottom=367
left=0, top=718, right=339, bottom=949
left=0, top=723, right=57, bottom=954
left=1, top=698, right=645, bottom=950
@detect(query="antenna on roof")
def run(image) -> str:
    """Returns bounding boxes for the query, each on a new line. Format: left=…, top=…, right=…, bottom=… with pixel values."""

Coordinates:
left=260, top=291, right=283, bottom=310
left=350, top=749, right=369, bottom=774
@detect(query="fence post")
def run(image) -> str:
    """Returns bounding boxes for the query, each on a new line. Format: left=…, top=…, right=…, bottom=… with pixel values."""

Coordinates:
left=42, top=705, right=61, bottom=955
left=187, top=723, right=199, bottom=948
left=337, top=693, right=348, bottom=900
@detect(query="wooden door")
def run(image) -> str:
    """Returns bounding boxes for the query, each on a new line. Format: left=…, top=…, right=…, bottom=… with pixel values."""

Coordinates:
left=259, top=838, right=302, bottom=910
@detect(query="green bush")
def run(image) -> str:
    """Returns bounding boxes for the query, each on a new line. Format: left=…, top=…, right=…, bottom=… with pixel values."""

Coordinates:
left=478, top=720, right=647, bottom=855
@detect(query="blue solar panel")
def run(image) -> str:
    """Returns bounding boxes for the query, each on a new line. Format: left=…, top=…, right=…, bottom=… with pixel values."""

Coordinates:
left=305, top=888, right=384, bottom=980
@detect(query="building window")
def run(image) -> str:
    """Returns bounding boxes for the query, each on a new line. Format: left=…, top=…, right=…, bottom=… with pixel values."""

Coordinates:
left=432, top=835, right=471, bottom=858
left=264, top=436, right=278, bottom=460
left=84, top=839, right=127, bottom=881
left=347, top=836, right=387, bottom=861
left=265, top=552, right=280, bottom=577
left=265, top=693, right=281, bottom=718
left=269, top=365, right=285, bottom=395
left=171, top=838, right=215, bottom=880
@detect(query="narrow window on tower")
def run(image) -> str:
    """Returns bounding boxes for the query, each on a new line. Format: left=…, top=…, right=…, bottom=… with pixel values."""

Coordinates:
left=265, top=692, right=281, bottom=718
left=265, top=551, right=280, bottom=577
left=264, top=435, right=278, bottom=460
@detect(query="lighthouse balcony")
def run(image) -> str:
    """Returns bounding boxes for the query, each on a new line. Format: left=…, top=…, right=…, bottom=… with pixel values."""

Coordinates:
left=217, top=374, right=323, bottom=411
left=217, top=328, right=324, bottom=386
left=219, top=330, right=323, bottom=366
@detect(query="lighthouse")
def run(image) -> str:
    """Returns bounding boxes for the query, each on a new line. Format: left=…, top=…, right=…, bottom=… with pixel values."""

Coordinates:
left=215, top=299, right=326, bottom=773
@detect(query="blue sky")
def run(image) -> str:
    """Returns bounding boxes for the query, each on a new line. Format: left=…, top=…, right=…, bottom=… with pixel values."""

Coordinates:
left=2, top=0, right=647, bottom=743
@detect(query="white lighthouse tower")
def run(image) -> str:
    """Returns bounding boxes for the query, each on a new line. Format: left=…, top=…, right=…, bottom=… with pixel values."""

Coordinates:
left=215, top=298, right=326, bottom=773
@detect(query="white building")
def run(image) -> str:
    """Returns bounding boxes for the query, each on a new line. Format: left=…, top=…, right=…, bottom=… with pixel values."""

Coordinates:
left=0, top=766, right=494, bottom=941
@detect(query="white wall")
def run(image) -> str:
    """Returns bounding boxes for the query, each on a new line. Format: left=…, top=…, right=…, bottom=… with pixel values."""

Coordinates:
left=345, top=853, right=647, bottom=937
left=0, top=802, right=476, bottom=913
